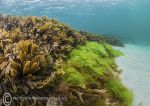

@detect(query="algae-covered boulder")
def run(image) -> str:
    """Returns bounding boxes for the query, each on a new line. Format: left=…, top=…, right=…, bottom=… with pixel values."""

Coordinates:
left=61, top=42, right=132, bottom=106
left=0, top=15, right=132, bottom=106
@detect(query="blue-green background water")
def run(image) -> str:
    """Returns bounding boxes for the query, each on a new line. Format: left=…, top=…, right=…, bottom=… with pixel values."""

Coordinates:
left=0, top=0, right=150, bottom=45
left=0, top=0, right=150, bottom=106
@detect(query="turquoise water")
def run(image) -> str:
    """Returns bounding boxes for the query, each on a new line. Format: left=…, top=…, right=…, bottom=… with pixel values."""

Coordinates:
left=0, top=0, right=150, bottom=106
left=0, top=0, right=150, bottom=45
left=115, top=45, right=150, bottom=106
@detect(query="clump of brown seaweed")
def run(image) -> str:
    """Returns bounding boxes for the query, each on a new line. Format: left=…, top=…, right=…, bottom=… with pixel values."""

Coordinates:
left=0, top=15, right=132, bottom=106
left=0, top=15, right=86, bottom=105
left=80, top=31, right=125, bottom=47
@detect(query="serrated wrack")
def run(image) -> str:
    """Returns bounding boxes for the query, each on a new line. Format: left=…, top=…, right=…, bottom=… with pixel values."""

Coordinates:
left=30, top=62, right=40, bottom=74
left=11, top=60, right=20, bottom=70
left=23, top=61, right=31, bottom=75
left=19, top=51, right=24, bottom=64
left=30, top=43, right=39, bottom=56
left=0, top=57, right=8, bottom=64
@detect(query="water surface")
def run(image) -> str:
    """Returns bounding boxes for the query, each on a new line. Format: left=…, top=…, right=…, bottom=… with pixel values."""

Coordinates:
left=0, top=0, right=150, bottom=45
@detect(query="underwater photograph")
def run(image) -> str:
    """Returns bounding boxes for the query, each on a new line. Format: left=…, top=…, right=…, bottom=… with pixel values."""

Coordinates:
left=0, top=0, right=150, bottom=106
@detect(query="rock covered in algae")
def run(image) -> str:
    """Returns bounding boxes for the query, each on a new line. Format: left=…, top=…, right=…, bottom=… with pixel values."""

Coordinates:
left=0, top=15, right=132, bottom=106
left=80, top=31, right=125, bottom=47
left=60, top=42, right=132, bottom=106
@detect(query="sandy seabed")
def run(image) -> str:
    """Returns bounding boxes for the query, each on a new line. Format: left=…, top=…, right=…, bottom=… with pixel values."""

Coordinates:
left=115, top=44, right=150, bottom=106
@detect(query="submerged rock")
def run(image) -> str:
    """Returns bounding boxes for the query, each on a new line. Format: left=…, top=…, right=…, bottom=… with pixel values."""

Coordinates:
left=80, top=31, right=125, bottom=47
left=0, top=15, right=132, bottom=106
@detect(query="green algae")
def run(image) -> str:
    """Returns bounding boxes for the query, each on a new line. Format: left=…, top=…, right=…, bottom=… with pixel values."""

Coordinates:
left=107, top=79, right=133, bottom=106
left=63, top=67, right=86, bottom=86
left=62, top=42, right=133, bottom=106
left=63, top=42, right=112, bottom=86
left=104, top=44, right=124, bottom=57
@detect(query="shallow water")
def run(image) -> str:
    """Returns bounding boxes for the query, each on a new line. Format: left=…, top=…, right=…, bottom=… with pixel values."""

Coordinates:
left=0, top=0, right=150, bottom=45
left=0, top=0, right=150, bottom=106
left=115, top=44, right=150, bottom=106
